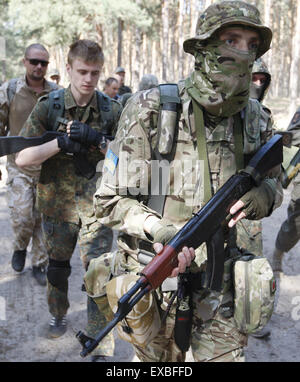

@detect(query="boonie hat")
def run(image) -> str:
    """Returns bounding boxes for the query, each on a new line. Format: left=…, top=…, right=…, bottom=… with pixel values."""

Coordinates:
left=183, top=0, right=272, bottom=58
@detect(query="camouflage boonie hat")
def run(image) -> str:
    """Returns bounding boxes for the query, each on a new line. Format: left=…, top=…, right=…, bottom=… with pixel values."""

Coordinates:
left=252, top=58, right=271, bottom=78
left=183, top=0, right=272, bottom=58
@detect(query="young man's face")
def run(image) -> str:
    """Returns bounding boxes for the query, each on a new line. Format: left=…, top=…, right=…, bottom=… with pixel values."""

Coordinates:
left=105, top=80, right=119, bottom=98
left=23, top=48, right=49, bottom=82
left=219, top=27, right=261, bottom=54
left=252, top=73, right=267, bottom=86
left=67, top=58, right=102, bottom=97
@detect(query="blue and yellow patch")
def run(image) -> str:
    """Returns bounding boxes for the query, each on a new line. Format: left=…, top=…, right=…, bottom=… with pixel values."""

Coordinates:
left=104, top=148, right=119, bottom=175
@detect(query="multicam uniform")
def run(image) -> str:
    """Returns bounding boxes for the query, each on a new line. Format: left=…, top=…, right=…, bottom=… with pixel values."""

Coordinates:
left=275, top=108, right=300, bottom=253
left=92, top=1, right=282, bottom=362
left=0, top=77, right=58, bottom=267
left=19, top=86, right=122, bottom=356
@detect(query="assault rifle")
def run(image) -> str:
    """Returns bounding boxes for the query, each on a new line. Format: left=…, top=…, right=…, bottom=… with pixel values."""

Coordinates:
left=0, top=129, right=114, bottom=180
left=76, top=134, right=283, bottom=357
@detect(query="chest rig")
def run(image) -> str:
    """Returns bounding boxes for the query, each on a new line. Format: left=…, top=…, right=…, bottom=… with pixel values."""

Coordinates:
left=46, top=88, right=114, bottom=134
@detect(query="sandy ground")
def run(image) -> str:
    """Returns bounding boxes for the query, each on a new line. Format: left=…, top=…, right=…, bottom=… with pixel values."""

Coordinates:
left=0, top=99, right=299, bottom=363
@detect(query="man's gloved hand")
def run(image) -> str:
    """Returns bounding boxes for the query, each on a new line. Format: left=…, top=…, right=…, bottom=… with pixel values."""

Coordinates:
left=57, top=134, right=88, bottom=154
left=69, top=121, right=101, bottom=147
left=240, top=181, right=275, bottom=220
left=149, top=219, right=177, bottom=245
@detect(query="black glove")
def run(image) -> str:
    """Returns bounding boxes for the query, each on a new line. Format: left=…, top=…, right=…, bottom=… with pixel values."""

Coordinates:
left=57, top=134, right=87, bottom=154
left=240, top=181, right=275, bottom=220
left=69, top=121, right=101, bottom=147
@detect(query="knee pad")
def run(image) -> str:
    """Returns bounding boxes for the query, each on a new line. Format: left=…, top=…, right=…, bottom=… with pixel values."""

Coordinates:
left=47, top=258, right=72, bottom=292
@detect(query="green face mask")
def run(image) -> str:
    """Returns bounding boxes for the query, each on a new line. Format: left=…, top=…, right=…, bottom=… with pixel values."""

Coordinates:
left=186, top=41, right=256, bottom=117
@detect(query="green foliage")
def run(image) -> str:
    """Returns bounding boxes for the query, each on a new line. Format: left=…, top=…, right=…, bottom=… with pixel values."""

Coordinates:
left=2, top=0, right=155, bottom=78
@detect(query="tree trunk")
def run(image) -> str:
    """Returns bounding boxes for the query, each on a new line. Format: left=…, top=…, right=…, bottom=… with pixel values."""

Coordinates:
left=117, top=18, right=124, bottom=67
left=162, top=0, right=169, bottom=82
left=289, top=0, right=300, bottom=115
left=178, top=0, right=185, bottom=80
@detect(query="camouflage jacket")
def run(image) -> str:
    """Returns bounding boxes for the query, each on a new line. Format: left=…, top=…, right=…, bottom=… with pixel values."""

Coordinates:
left=19, top=86, right=122, bottom=224
left=288, top=106, right=300, bottom=147
left=94, top=80, right=282, bottom=264
left=0, top=76, right=58, bottom=137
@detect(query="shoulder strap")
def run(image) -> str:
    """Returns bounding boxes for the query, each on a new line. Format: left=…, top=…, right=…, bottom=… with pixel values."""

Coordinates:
left=7, top=78, right=18, bottom=104
left=233, top=113, right=244, bottom=171
left=96, top=90, right=113, bottom=135
left=148, top=83, right=181, bottom=216
left=192, top=99, right=213, bottom=205
left=47, top=88, right=65, bottom=131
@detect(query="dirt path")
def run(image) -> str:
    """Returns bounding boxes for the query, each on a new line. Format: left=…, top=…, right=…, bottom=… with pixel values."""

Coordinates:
left=0, top=152, right=299, bottom=362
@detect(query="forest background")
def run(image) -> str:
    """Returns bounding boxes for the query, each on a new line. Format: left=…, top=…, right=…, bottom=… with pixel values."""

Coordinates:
left=0, top=0, right=300, bottom=119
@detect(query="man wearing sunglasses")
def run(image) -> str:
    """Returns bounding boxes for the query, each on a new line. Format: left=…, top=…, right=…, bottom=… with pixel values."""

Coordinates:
left=0, top=43, right=58, bottom=286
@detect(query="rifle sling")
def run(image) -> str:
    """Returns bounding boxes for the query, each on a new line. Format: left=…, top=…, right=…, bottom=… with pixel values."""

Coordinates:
left=192, top=99, right=212, bottom=205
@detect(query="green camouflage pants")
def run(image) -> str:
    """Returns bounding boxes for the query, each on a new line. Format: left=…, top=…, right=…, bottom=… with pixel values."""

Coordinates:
left=42, top=214, right=115, bottom=356
left=276, top=175, right=300, bottom=252
left=6, top=156, right=48, bottom=267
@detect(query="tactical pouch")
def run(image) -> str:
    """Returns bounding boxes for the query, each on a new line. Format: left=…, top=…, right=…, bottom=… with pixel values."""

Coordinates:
left=233, top=253, right=276, bottom=334
left=157, top=84, right=181, bottom=155
left=106, top=274, right=162, bottom=347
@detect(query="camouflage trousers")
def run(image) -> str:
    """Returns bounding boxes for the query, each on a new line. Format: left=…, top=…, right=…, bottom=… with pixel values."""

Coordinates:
left=42, top=214, right=115, bottom=356
left=276, top=175, right=300, bottom=252
left=133, top=289, right=247, bottom=362
left=5, top=157, right=47, bottom=267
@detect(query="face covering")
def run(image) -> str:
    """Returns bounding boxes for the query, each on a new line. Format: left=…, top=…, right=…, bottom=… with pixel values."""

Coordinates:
left=186, top=40, right=256, bottom=117
left=250, top=82, right=264, bottom=101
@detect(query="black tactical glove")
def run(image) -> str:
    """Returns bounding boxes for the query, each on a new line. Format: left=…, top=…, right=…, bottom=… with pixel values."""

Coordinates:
left=240, top=181, right=275, bottom=220
left=69, top=121, right=101, bottom=147
left=57, top=134, right=88, bottom=154
left=149, top=219, right=177, bottom=245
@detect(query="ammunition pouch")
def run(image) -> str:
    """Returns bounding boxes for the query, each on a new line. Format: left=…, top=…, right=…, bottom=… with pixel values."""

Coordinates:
left=233, top=252, right=276, bottom=334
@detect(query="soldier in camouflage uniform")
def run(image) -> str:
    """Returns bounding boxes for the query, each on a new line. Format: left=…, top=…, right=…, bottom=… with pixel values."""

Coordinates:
left=15, top=40, right=122, bottom=360
left=236, top=58, right=273, bottom=260
left=0, top=44, right=58, bottom=285
left=250, top=58, right=271, bottom=102
left=272, top=108, right=300, bottom=272
left=93, top=1, right=283, bottom=362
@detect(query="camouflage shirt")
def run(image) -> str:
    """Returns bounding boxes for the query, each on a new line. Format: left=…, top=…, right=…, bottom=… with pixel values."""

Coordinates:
left=287, top=106, right=300, bottom=147
left=19, top=86, right=122, bottom=224
left=94, top=80, right=282, bottom=264
left=0, top=76, right=58, bottom=136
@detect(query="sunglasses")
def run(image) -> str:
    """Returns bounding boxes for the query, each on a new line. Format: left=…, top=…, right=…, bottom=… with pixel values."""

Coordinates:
left=26, top=58, right=49, bottom=67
